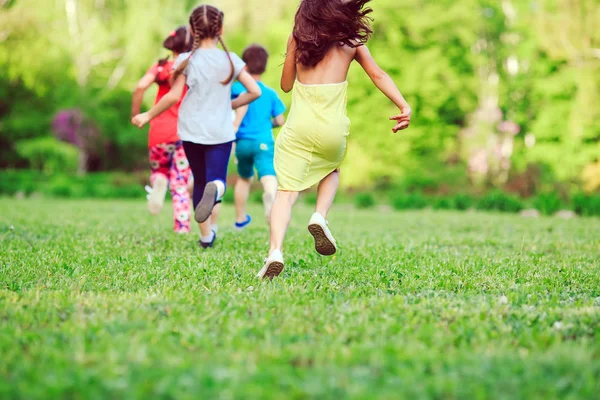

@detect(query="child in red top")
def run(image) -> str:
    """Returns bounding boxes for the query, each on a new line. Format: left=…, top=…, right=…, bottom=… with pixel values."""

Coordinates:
left=131, top=26, right=193, bottom=233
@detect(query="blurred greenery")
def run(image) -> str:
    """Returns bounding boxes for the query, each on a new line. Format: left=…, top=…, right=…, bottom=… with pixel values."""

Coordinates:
left=0, top=0, right=598, bottom=194
left=354, top=192, right=376, bottom=209
left=15, top=137, right=79, bottom=175
left=0, top=170, right=146, bottom=199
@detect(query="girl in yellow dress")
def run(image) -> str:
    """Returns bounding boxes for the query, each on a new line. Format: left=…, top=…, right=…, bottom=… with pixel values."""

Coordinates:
left=258, top=0, right=412, bottom=279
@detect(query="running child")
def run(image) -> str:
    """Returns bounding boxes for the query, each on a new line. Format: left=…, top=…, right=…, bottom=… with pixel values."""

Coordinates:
left=258, top=0, right=412, bottom=278
left=131, top=26, right=193, bottom=233
left=231, top=44, right=286, bottom=230
left=132, top=5, right=262, bottom=248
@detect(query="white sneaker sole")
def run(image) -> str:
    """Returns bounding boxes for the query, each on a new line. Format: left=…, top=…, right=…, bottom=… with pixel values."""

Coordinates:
left=195, top=182, right=217, bottom=223
left=308, top=222, right=337, bottom=256
left=257, top=260, right=284, bottom=280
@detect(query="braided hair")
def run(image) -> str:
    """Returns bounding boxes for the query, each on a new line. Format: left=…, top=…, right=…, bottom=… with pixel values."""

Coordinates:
left=173, top=5, right=235, bottom=85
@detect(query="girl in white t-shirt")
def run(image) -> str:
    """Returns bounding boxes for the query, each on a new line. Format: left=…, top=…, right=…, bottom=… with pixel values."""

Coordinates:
left=133, top=4, right=261, bottom=248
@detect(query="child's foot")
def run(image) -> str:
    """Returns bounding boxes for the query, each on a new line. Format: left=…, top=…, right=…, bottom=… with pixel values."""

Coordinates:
left=199, top=230, right=217, bottom=249
left=263, top=192, right=275, bottom=224
left=257, top=250, right=284, bottom=279
left=308, top=212, right=337, bottom=256
left=195, top=181, right=219, bottom=223
left=148, top=177, right=168, bottom=215
left=234, top=215, right=252, bottom=231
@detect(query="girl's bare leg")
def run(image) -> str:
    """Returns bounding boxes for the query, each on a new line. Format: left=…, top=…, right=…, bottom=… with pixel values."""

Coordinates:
left=315, top=170, right=340, bottom=218
left=268, top=190, right=299, bottom=254
left=234, top=177, right=252, bottom=223
left=260, top=175, right=278, bottom=223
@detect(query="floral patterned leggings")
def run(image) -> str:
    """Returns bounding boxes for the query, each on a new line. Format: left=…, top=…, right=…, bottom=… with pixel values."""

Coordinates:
left=149, top=141, right=192, bottom=233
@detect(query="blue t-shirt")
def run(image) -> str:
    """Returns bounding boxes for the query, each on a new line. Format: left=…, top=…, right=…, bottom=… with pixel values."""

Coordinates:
left=231, top=81, right=286, bottom=143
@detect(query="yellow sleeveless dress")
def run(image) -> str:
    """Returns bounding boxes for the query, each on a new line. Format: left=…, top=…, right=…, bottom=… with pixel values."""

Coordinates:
left=274, top=80, right=351, bottom=192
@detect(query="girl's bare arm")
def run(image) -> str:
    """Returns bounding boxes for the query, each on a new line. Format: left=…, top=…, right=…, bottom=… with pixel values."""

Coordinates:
left=355, top=45, right=412, bottom=132
left=131, top=74, right=185, bottom=128
left=131, top=73, right=155, bottom=118
left=232, top=71, right=262, bottom=109
left=273, top=114, right=286, bottom=127
left=281, top=35, right=297, bottom=93
left=233, top=105, right=248, bottom=134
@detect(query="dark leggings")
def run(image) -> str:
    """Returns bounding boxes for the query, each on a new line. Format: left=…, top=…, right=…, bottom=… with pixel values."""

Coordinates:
left=182, top=141, right=233, bottom=209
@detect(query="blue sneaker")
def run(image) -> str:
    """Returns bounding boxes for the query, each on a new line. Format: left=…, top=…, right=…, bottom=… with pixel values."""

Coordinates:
left=234, top=215, right=252, bottom=231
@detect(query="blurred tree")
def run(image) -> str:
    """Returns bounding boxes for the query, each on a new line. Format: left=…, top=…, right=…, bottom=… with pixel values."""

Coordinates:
left=0, top=0, right=597, bottom=193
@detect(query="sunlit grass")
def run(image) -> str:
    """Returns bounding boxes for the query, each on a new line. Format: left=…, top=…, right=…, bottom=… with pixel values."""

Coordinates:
left=1, top=198, right=599, bottom=399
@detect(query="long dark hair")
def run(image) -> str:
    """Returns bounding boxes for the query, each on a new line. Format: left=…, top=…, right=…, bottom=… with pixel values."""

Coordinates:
left=163, top=26, right=192, bottom=54
left=155, top=27, right=192, bottom=85
left=173, top=5, right=235, bottom=85
left=293, top=0, right=373, bottom=67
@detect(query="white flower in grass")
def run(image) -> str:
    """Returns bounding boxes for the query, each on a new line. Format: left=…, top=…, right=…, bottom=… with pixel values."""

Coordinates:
left=499, top=295, right=509, bottom=305
left=553, top=321, right=563, bottom=330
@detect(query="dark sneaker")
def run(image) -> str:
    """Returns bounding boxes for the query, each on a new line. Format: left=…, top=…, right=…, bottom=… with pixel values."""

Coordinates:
left=199, top=231, right=217, bottom=249
left=195, top=182, right=218, bottom=223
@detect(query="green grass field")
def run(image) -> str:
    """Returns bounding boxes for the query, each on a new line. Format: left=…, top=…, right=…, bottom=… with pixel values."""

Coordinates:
left=1, top=198, right=599, bottom=399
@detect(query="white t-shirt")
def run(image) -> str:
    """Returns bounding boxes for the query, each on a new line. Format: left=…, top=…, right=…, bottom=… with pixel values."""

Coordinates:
left=174, top=49, right=246, bottom=145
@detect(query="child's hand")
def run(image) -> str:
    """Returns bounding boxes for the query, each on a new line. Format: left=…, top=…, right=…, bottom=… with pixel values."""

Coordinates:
left=131, top=112, right=150, bottom=128
left=389, top=107, right=412, bottom=133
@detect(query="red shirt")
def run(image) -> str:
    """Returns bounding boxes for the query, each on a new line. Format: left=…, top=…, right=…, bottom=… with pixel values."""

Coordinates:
left=147, top=60, right=184, bottom=147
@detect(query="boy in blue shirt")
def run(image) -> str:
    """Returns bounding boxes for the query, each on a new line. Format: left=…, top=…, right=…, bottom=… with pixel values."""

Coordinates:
left=232, top=44, right=286, bottom=229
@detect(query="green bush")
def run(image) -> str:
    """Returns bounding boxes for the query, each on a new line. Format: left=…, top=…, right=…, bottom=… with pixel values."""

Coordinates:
left=250, top=190, right=264, bottom=204
left=304, top=192, right=317, bottom=205
left=572, top=193, right=600, bottom=216
left=432, top=195, right=475, bottom=211
left=222, top=189, right=234, bottom=204
left=390, top=192, right=428, bottom=210
left=47, top=175, right=79, bottom=198
left=354, top=193, right=375, bottom=209
left=433, top=197, right=454, bottom=210
left=0, top=170, right=43, bottom=195
left=532, top=193, right=564, bottom=216
left=15, top=137, right=79, bottom=175
left=477, top=191, right=524, bottom=213
left=0, top=170, right=145, bottom=199
left=453, top=194, right=473, bottom=211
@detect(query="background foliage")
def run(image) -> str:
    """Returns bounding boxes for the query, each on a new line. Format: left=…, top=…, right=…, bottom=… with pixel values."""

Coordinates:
left=0, top=0, right=598, bottom=194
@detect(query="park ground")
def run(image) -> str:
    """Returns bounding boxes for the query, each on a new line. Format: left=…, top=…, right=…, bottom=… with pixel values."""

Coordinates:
left=0, top=198, right=599, bottom=399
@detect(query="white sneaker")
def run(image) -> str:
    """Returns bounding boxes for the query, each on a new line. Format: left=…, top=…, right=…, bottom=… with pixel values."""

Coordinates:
left=148, top=177, right=168, bottom=215
left=257, top=249, right=284, bottom=279
left=308, top=212, right=337, bottom=256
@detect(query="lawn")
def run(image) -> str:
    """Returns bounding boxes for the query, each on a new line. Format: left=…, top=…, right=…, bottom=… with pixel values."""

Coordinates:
left=0, top=198, right=599, bottom=399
